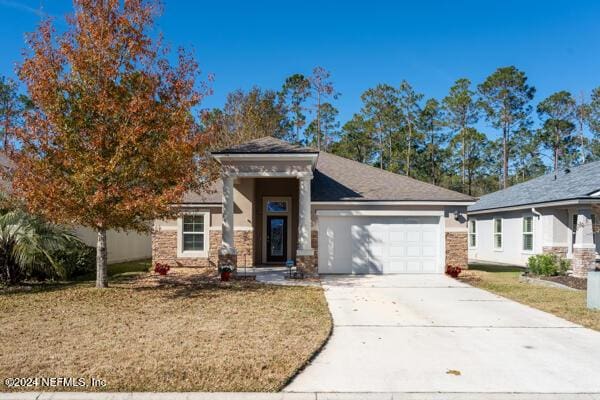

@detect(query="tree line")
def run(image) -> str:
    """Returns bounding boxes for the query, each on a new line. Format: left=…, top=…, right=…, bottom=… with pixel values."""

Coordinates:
left=201, top=66, right=600, bottom=196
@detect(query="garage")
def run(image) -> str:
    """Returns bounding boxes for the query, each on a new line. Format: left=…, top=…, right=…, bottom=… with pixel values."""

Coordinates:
left=317, top=213, right=443, bottom=274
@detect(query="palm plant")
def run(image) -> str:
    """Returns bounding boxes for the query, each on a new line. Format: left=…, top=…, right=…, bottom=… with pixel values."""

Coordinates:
left=0, top=210, right=80, bottom=285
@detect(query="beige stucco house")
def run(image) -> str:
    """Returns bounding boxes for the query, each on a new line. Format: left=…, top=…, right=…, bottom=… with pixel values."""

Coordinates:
left=152, top=137, right=475, bottom=275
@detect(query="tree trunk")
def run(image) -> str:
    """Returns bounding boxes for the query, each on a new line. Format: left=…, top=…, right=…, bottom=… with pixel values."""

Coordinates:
left=579, top=91, right=586, bottom=163
left=4, top=252, right=12, bottom=286
left=96, top=228, right=108, bottom=288
left=430, top=142, right=434, bottom=184
left=502, top=127, right=508, bottom=189
left=316, top=92, right=321, bottom=151
left=405, top=121, right=412, bottom=176
left=379, top=127, right=384, bottom=170
left=461, top=132, right=466, bottom=190
left=468, top=170, right=473, bottom=196
left=554, top=147, right=559, bottom=172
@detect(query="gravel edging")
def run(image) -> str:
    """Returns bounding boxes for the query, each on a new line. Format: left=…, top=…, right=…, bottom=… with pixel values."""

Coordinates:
left=519, top=273, right=581, bottom=291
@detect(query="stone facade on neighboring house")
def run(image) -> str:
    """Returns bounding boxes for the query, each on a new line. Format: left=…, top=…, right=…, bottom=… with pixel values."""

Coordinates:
left=572, top=247, right=597, bottom=277
left=542, top=246, right=569, bottom=259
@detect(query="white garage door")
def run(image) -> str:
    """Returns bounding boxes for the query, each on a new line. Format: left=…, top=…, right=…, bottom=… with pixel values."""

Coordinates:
left=318, top=215, right=442, bottom=274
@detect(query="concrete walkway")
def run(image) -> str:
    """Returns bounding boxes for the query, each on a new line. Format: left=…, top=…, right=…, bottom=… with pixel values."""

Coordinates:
left=285, top=274, right=600, bottom=393
left=249, top=266, right=320, bottom=286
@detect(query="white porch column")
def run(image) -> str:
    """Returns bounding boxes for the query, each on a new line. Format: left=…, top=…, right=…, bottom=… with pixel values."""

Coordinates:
left=220, top=175, right=236, bottom=255
left=573, top=208, right=595, bottom=277
left=297, top=173, right=314, bottom=256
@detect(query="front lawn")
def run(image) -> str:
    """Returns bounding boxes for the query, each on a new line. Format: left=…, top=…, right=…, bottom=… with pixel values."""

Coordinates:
left=461, top=264, right=600, bottom=331
left=0, top=261, right=332, bottom=392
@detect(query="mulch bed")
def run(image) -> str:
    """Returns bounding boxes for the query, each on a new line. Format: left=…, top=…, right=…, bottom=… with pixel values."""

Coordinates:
left=541, top=275, right=587, bottom=290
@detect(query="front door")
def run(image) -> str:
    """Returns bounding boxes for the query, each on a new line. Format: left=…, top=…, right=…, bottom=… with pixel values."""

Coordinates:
left=267, top=215, right=287, bottom=262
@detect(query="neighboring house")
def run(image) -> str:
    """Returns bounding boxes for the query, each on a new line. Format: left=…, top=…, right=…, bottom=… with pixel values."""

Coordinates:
left=468, top=161, right=600, bottom=277
left=72, top=227, right=151, bottom=264
left=152, top=137, right=475, bottom=275
left=0, top=153, right=151, bottom=264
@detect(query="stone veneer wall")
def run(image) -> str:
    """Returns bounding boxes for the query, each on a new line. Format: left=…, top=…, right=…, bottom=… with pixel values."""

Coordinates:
left=152, top=229, right=253, bottom=268
left=542, top=246, right=568, bottom=259
left=572, top=247, right=596, bottom=278
left=445, top=231, right=468, bottom=269
left=296, top=231, right=319, bottom=276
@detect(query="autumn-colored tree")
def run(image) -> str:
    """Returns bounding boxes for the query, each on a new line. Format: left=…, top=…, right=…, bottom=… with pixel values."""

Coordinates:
left=11, top=0, right=211, bottom=288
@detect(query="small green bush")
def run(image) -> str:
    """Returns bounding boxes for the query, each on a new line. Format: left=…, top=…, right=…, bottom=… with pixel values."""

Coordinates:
left=52, top=242, right=96, bottom=279
left=527, top=253, right=570, bottom=276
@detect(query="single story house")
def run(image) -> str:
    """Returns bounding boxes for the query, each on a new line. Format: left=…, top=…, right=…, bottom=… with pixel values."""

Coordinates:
left=152, top=137, right=475, bottom=275
left=467, top=161, right=600, bottom=277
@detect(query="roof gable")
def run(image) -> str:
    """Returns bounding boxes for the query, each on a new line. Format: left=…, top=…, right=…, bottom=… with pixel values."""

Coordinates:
left=212, top=136, right=318, bottom=154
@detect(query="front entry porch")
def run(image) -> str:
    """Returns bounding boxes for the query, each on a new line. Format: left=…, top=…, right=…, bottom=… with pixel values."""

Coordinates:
left=212, top=151, right=319, bottom=275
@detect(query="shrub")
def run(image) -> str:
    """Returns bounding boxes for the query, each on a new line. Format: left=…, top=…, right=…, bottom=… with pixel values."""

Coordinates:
left=446, top=265, right=462, bottom=278
left=0, top=210, right=86, bottom=285
left=0, top=210, right=96, bottom=284
left=52, top=242, right=96, bottom=279
left=154, top=263, right=170, bottom=275
left=527, top=253, right=570, bottom=276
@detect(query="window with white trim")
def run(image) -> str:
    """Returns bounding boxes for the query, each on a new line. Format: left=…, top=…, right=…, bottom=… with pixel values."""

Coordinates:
left=183, top=215, right=205, bottom=251
left=468, top=219, right=477, bottom=248
left=493, top=218, right=502, bottom=249
left=522, top=216, right=533, bottom=251
left=178, top=213, right=209, bottom=256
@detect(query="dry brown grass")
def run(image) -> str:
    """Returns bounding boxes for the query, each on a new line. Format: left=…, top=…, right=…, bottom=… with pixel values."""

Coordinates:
left=460, top=266, right=600, bottom=331
left=0, top=265, right=332, bottom=392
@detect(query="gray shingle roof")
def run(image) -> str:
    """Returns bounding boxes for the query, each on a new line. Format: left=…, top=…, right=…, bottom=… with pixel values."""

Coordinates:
left=212, top=136, right=318, bottom=154
left=312, top=151, right=474, bottom=202
left=184, top=137, right=474, bottom=203
left=468, top=160, right=600, bottom=212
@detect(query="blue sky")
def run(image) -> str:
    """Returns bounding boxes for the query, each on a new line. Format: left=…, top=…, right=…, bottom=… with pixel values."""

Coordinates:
left=2, top=0, right=600, bottom=138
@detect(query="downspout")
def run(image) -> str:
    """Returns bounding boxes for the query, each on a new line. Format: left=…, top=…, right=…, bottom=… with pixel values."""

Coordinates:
left=532, top=207, right=542, bottom=255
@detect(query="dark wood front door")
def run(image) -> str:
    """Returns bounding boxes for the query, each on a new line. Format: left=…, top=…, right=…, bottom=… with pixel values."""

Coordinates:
left=267, top=215, right=287, bottom=262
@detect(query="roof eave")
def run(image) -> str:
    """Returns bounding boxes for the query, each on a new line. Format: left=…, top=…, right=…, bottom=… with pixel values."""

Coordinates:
left=311, top=200, right=476, bottom=206
left=211, top=152, right=319, bottom=168
left=468, top=197, right=600, bottom=215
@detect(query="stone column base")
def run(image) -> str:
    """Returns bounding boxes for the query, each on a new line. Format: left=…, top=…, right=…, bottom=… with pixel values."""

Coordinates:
left=296, top=255, right=317, bottom=277
left=218, top=253, right=237, bottom=271
left=445, top=232, right=468, bottom=269
left=572, top=247, right=596, bottom=278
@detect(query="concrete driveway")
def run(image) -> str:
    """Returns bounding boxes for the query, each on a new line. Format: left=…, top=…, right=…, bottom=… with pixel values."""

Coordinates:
left=285, top=274, right=600, bottom=393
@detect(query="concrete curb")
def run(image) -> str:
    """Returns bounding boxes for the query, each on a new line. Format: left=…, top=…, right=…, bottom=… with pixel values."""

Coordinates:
left=2, top=393, right=600, bottom=400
